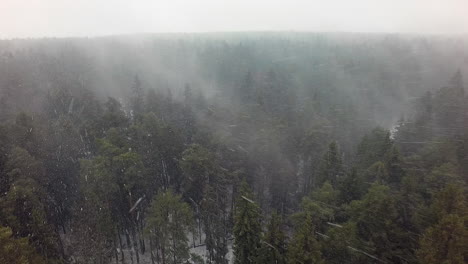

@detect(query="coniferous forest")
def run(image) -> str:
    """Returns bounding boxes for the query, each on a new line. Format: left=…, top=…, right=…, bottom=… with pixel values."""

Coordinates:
left=0, top=33, right=467, bottom=264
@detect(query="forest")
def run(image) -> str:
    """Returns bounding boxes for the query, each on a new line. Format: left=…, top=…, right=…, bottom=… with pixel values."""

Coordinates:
left=0, top=33, right=467, bottom=264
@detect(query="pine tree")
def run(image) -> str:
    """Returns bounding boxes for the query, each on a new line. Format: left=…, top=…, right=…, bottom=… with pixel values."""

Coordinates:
left=180, top=144, right=216, bottom=206
left=320, top=222, right=368, bottom=264
left=0, top=225, right=46, bottom=264
left=295, top=187, right=335, bottom=236
left=145, top=190, right=194, bottom=264
left=338, top=168, right=364, bottom=204
left=287, top=213, right=323, bottom=264
left=233, top=180, right=262, bottom=264
left=317, top=141, right=343, bottom=187
left=100, top=97, right=129, bottom=132
left=349, top=184, right=414, bottom=263
left=256, top=212, right=286, bottom=264
left=417, top=184, right=467, bottom=264
left=365, top=161, right=388, bottom=183
left=385, top=146, right=405, bottom=185
left=130, top=74, right=144, bottom=120
left=202, top=185, right=229, bottom=264
left=180, top=143, right=230, bottom=263
left=145, top=88, right=162, bottom=114
left=0, top=147, right=62, bottom=262
left=356, top=127, right=393, bottom=170
left=417, top=214, right=467, bottom=264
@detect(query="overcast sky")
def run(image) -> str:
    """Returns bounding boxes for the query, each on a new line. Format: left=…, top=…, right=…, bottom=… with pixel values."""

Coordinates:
left=1, top=0, right=467, bottom=38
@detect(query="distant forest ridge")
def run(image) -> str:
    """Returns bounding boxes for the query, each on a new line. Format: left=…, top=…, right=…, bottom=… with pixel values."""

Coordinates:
left=1, top=32, right=467, bottom=126
left=0, top=33, right=467, bottom=264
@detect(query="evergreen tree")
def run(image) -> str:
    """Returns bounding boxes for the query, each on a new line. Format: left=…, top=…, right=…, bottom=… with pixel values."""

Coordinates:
left=180, top=143, right=230, bottom=263
left=417, top=214, right=467, bottom=264
left=202, top=185, right=229, bottom=264
left=256, top=212, right=286, bottom=264
left=233, top=180, right=262, bottom=264
left=294, top=185, right=336, bottom=237
left=0, top=225, right=46, bottom=264
left=356, top=127, right=393, bottom=170
left=417, top=184, right=467, bottom=264
left=320, top=222, right=366, bottom=264
left=79, top=128, right=149, bottom=263
left=338, top=168, right=364, bottom=204
left=145, top=190, right=194, bottom=264
left=0, top=125, right=9, bottom=195
left=180, top=144, right=217, bottom=205
left=317, top=142, right=343, bottom=187
left=130, top=74, right=144, bottom=120
left=100, top=97, right=129, bottom=132
left=0, top=147, right=62, bottom=262
left=287, top=212, right=323, bottom=264
left=145, top=88, right=162, bottom=115
left=384, top=146, right=405, bottom=185
left=365, top=161, right=388, bottom=183
left=77, top=158, right=118, bottom=262
left=349, top=184, right=413, bottom=263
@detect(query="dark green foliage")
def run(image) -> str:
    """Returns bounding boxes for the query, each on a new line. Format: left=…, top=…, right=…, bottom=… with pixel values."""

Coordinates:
left=0, top=36, right=466, bottom=264
left=385, top=146, right=405, bottom=185
left=201, top=184, right=229, bottom=264
left=0, top=147, right=62, bottom=262
left=0, top=225, right=46, bottom=264
left=145, top=190, right=194, bottom=264
left=417, top=214, right=467, bottom=264
left=349, top=184, right=415, bottom=263
left=233, top=181, right=262, bottom=264
left=180, top=144, right=218, bottom=205
left=256, top=212, right=287, bottom=264
left=337, top=169, right=364, bottom=204
left=417, top=184, right=467, bottom=264
left=101, top=97, right=129, bottom=132
left=320, top=223, right=367, bottom=264
left=317, top=142, right=343, bottom=187
left=180, top=143, right=230, bottom=263
left=356, top=127, right=393, bottom=170
left=287, top=212, right=323, bottom=264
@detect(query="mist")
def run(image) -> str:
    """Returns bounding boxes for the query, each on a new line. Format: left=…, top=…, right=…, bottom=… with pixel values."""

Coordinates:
left=1, top=2, right=468, bottom=264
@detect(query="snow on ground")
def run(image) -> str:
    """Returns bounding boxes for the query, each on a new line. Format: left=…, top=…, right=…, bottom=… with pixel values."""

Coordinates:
left=112, top=232, right=234, bottom=264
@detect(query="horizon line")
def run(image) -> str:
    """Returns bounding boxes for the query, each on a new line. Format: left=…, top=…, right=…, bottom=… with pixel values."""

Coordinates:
left=1, top=30, right=468, bottom=41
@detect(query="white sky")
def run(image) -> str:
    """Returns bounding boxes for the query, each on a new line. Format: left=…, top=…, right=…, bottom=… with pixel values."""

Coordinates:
left=1, top=0, right=467, bottom=38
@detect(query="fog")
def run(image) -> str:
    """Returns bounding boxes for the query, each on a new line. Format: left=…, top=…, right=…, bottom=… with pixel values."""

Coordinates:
left=1, top=2, right=468, bottom=264
left=2, top=0, right=468, bottom=38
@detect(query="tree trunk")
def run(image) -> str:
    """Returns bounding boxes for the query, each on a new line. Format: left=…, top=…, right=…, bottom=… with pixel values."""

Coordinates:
left=114, top=236, right=119, bottom=264
left=118, top=230, right=125, bottom=264
left=132, top=228, right=140, bottom=264
left=149, top=238, right=155, bottom=264
left=161, top=242, right=166, bottom=264
left=172, top=238, right=177, bottom=264
left=138, top=219, right=145, bottom=254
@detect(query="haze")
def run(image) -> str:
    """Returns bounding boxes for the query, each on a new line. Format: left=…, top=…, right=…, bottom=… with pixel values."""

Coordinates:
left=2, top=0, right=467, bottom=38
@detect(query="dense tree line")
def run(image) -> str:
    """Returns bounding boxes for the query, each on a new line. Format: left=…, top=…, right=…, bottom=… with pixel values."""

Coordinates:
left=0, top=34, right=467, bottom=263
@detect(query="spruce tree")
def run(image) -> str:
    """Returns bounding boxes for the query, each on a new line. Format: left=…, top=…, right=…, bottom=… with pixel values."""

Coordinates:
left=233, top=180, right=262, bottom=264
left=338, top=168, right=364, bottom=204
left=287, top=213, right=323, bottom=264
left=145, top=190, right=194, bottom=264
left=417, top=184, right=467, bottom=264
left=256, top=212, right=286, bottom=264
left=202, top=185, right=229, bottom=264
left=317, top=141, right=343, bottom=187
left=130, top=74, right=144, bottom=120
left=0, top=226, right=46, bottom=264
